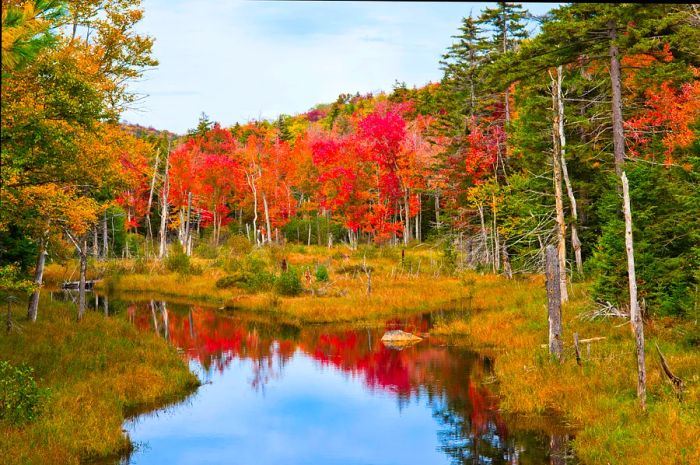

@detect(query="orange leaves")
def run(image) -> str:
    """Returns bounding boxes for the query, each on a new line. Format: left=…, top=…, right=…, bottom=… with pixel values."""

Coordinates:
left=625, top=78, right=700, bottom=164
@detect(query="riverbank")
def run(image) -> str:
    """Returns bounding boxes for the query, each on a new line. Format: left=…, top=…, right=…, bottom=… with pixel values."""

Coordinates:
left=45, top=244, right=475, bottom=324
left=432, top=274, right=700, bottom=465
left=39, top=245, right=700, bottom=464
left=0, top=297, right=199, bottom=465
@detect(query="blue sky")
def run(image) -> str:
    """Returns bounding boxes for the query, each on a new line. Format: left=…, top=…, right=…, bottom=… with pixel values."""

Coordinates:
left=121, top=1, right=559, bottom=134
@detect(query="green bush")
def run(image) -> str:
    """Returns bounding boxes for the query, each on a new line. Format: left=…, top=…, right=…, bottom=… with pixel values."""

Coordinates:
left=244, top=270, right=276, bottom=293
left=226, top=235, right=253, bottom=256
left=244, top=254, right=268, bottom=274
left=315, top=264, right=329, bottom=282
left=165, top=242, right=200, bottom=274
left=441, top=239, right=457, bottom=275
left=0, top=361, right=43, bottom=424
left=215, top=272, right=252, bottom=289
left=194, top=242, right=219, bottom=259
left=275, top=268, right=303, bottom=296
left=223, top=258, right=243, bottom=273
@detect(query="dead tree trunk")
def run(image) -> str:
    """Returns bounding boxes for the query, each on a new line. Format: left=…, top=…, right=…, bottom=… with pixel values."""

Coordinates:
left=622, top=171, right=646, bottom=410
left=145, top=150, right=161, bottom=256
left=159, top=147, right=171, bottom=258
left=262, top=192, right=272, bottom=245
left=609, top=22, right=626, bottom=176
left=545, top=245, right=563, bottom=361
left=26, top=237, right=47, bottom=322
left=478, top=205, right=490, bottom=268
left=77, top=235, right=88, bottom=321
left=554, top=66, right=583, bottom=274
left=185, top=191, right=193, bottom=255
left=492, top=194, right=500, bottom=273
left=434, top=192, right=441, bottom=230
left=102, top=211, right=108, bottom=259
left=551, top=68, right=569, bottom=303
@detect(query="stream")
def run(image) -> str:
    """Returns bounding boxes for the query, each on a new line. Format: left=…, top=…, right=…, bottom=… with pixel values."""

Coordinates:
left=59, top=291, right=575, bottom=465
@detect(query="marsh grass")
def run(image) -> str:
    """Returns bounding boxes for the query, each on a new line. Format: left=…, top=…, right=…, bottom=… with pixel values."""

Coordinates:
left=0, top=298, right=199, bottom=465
left=42, top=244, right=700, bottom=464
left=431, top=275, right=700, bottom=465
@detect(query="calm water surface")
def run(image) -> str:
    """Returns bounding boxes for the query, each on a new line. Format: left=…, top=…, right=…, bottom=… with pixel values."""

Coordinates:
left=74, top=293, right=574, bottom=465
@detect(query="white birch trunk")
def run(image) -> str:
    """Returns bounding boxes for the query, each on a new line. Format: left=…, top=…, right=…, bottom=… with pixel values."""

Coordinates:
left=551, top=68, right=569, bottom=303
left=622, top=172, right=646, bottom=410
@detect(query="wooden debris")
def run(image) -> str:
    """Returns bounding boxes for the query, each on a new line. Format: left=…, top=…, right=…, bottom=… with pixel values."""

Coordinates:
left=655, top=343, right=684, bottom=400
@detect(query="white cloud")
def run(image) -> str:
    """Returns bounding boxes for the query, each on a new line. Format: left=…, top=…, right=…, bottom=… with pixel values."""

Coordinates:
left=121, top=1, right=557, bottom=133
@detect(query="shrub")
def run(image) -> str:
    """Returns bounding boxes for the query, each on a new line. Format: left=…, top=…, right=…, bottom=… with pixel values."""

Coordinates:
left=441, top=239, right=457, bottom=275
left=215, top=272, right=252, bottom=289
left=223, top=258, right=243, bottom=273
left=244, top=254, right=267, bottom=274
left=226, top=235, right=253, bottom=256
left=165, top=252, right=190, bottom=274
left=244, top=270, right=276, bottom=293
left=354, top=244, right=378, bottom=260
left=165, top=242, right=196, bottom=274
left=336, top=264, right=373, bottom=275
left=315, top=264, right=329, bottom=282
left=275, top=268, right=303, bottom=296
left=194, top=242, right=219, bottom=259
left=0, top=361, right=43, bottom=424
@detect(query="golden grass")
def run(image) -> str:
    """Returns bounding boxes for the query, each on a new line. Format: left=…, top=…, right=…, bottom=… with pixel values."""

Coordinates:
left=47, top=244, right=700, bottom=464
left=95, top=244, right=473, bottom=324
left=0, top=298, right=199, bottom=465
left=432, top=275, right=700, bottom=465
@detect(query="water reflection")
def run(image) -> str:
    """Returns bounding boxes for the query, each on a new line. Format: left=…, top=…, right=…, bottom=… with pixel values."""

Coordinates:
left=112, top=298, right=573, bottom=465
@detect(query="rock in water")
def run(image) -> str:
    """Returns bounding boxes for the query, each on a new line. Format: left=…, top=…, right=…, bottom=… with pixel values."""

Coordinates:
left=381, top=330, right=422, bottom=350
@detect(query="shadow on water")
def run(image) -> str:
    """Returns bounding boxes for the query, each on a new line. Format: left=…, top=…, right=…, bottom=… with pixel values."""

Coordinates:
left=61, top=291, right=577, bottom=465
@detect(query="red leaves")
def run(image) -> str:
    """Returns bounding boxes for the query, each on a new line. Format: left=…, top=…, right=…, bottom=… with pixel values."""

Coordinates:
left=310, top=102, right=425, bottom=240
left=465, top=118, right=501, bottom=182
left=625, top=79, right=700, bottom=164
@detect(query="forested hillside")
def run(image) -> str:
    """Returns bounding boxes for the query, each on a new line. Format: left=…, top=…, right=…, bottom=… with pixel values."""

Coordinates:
left=4, top=2, right=698, bottom=318
left=2, top=2, right=700, bottom=464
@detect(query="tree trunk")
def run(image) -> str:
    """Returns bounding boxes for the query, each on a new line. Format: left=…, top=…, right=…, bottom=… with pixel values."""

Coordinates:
left=502, top=243, right=512, bottom=279
left=403, top=189, right=410, bottom=245
left=492, top=194, right=500, bottom=273
left=102, top=211, right=108, bottom=259
left=26, top=238, right=47, bottom=322
left=434, top=192, right=441, bottom=230
left=551, top=68, right=569, bottom=303
left=545, top=245, right=563, bottom=361
left=622, top=172, right=646, bottom=410
left=247, top=172, right=260, bottom=246
left=554, top=67, right=583, bottom=273
left=93, top=226, right=98, bottom=257
left=478, top=205, right=490, bottom=267
left=262, top=192, right=272, bottom=244
left=159, top=148, right=170, bottom=258
left=77, top=236, right=88, bottom=321
left=146, top=150, right=161, bottom=256
left=185, top=191, right=193, bottom=255
left=609, top=21, right=626, bottom=176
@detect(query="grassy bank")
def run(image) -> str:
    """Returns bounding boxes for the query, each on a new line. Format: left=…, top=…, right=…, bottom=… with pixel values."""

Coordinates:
left=45, top=244, right=474, bottom=324
left=41, top=244, right=700, bottom=464
left=432, top=274, right=700, bottom=465
left=0, top=297, right=199, bottom=465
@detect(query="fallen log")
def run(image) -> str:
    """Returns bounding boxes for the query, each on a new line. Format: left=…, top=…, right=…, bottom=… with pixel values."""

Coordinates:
left=61, top=280, right=99, bottom=290
left=655, top=343, right=684, bottom=400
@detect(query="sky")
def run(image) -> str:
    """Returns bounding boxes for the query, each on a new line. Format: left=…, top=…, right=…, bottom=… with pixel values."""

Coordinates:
left=121, top=1, right=559, bottom=134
